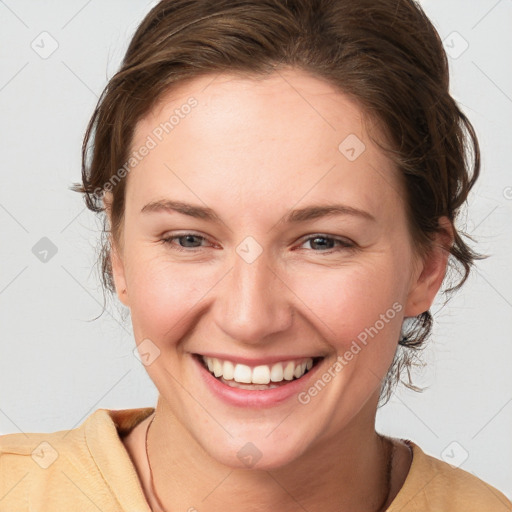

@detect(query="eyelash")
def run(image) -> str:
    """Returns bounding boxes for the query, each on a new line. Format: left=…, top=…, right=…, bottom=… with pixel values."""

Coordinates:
left=161, top=232, right=355, bottom=254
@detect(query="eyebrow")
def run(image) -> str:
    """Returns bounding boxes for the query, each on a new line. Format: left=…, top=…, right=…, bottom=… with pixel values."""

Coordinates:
left=140, top=200, right=376, bottom=224
left=141, top=200, right=222, bottom=222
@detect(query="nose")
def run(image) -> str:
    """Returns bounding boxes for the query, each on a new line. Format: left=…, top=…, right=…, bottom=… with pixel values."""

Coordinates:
left=213, top=248, right=293, bottom=345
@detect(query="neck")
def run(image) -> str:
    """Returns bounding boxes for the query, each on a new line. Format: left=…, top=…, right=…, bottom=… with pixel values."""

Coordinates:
left=145, top=395, right=393, bottom=512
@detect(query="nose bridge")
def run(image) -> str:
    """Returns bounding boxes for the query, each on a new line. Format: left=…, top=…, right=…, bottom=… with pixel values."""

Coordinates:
left=214, top=246, right=292, bottom=344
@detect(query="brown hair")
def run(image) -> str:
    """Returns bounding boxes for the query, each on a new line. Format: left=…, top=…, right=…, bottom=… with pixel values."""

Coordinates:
left=73, top=0, right=486, bottom=404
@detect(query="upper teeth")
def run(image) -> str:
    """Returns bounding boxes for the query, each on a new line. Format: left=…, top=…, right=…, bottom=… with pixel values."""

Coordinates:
left=202, top=356, right=314, bottom=385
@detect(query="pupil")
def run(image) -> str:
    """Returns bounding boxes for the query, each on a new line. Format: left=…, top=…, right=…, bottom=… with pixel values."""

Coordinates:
left=311, top=237, right=333, bottom=250
left=181, top=235, right=200, bottom=247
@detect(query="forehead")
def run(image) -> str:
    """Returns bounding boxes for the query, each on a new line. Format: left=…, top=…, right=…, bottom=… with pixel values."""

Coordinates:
left=144, top=69, right=368, bottom=139
left=127, top=69, right=403, bottom=223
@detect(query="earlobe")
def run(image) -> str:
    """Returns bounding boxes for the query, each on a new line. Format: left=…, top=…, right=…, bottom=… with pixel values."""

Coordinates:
left=111, top=242, right=129, bottom=307
left=404, top=217, right=454, bottom=317
left=104, top=191, right=129, bottom=307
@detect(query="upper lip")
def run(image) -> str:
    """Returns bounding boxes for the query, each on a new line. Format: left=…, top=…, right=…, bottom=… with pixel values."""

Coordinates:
left=193, top=352, right=324, bottom=366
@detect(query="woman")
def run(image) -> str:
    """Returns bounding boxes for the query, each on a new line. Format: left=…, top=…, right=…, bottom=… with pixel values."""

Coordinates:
left=1, top=0, right=510, bottom=510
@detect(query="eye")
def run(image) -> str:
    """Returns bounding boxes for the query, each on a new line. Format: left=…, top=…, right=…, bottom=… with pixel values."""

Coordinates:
left=162, top=232, right=211, bottom=252
left=298, top=234, right=355, bottom=253
left=161, top=232, right=355, bottom=254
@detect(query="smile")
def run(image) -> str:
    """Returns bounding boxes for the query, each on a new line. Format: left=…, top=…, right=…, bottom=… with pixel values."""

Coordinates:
left=197, top=355, right=323, bottom=390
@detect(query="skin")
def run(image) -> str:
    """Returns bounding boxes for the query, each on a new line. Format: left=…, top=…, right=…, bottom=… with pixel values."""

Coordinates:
left=107, top=67, right=453, bottom=511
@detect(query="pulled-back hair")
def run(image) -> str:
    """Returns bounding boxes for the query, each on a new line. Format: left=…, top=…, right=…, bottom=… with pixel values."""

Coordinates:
left=73, top=0, right=485, bottom=404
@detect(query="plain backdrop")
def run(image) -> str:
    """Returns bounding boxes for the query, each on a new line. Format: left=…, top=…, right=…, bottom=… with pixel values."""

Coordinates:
left=1, top=0, right=511, bottom=500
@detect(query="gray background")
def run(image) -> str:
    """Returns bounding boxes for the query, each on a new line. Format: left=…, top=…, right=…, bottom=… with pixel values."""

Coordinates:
left=1, top=0, right=511, bottom=500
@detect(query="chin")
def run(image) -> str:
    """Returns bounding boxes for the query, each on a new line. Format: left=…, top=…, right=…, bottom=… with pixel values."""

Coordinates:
left=201, top=432, right=312, bottom=471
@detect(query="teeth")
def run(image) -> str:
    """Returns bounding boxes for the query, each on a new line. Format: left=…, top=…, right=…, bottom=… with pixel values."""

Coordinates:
left=270, top=363, right=283, bottom=382
left=233, top=364, right=252, bottom=383
left=252, top=365, right=270, bottom=384
left=283, top=361, right=295, bottom=381
left=201, top=356, right=315, bottom=385
left=213, top=358, right=223, bottom=378
left=223, top=360, right=234, bottom=380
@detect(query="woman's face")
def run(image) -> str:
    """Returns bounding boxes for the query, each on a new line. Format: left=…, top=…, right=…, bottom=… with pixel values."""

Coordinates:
left=111, top=68, right=444, bottom=469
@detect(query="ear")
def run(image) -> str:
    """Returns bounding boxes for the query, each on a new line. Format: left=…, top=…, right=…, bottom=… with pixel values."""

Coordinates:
left=404, top=216, right=454, bottom=317
left=104, top=192, right=130, bottom=307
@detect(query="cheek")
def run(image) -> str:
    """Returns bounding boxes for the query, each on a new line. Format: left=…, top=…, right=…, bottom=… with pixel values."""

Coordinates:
left=124, top=253, right=216, bottom=343
left=290, top=257, right=405, bottom=351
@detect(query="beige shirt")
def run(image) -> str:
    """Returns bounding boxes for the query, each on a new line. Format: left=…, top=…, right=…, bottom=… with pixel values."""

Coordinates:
left=1, top=407, right=510, bottom=511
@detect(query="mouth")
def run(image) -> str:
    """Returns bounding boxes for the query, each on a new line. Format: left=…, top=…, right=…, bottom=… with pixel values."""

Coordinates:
left=193, top=354, right=324, bottom=391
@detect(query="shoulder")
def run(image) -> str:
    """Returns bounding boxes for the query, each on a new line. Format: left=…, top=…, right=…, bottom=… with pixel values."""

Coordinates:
left=0, top=413, right=98, bottom=510
left=1, top=416, right=89, bottom=466
left=0, top=407, right=154, bottom=511
left=388, top=440, right=512, bottom=512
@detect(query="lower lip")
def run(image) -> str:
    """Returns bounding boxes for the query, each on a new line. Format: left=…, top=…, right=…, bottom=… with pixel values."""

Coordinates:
left=192, top=354, right=323, bottom=408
